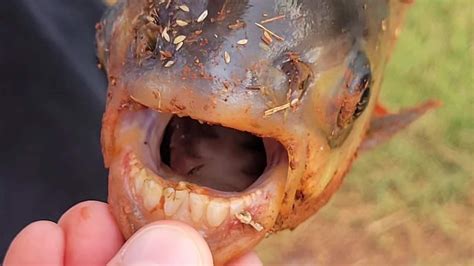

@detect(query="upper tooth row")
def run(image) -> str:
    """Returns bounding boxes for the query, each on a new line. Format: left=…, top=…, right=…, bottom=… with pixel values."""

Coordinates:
left=133, top=171, right=261, bottom=228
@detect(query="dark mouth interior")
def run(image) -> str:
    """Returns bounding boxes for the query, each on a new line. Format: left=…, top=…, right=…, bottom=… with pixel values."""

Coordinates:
left=160, top=116, right=268, bottom=192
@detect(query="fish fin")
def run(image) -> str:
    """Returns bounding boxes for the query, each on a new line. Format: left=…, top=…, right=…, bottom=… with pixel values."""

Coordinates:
left=374, top=102, right=391, bottom=117
left=360, top=100, right=442, bottom=152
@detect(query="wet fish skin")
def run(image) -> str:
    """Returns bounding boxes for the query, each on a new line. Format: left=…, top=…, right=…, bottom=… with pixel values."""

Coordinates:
left=97, top=0, right=423, bottom=264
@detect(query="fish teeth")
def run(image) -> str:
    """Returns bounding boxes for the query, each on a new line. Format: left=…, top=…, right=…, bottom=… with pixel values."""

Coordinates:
left=229, top=198, right=245, bottom=216
left=133, top=168, right=147, bottom=193
left=243, top=195, right=253, bottom=207
left=163, top=188, right=177, bottom=216
left=189, top=193, right=209, bottom=223
left=134, top=173, right=256, bottom=228
left=206, top=199, right=229, bottom=227
left=163, top=188, right=188, bottom=216
left=142, top=179, right=162, bottom=211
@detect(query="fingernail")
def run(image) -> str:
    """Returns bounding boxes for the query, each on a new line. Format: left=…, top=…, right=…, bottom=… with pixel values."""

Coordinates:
left=110, top=223, right=213, bottom=266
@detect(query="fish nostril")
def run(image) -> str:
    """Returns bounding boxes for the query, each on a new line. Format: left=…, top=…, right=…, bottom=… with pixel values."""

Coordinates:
left=281, top=53, right=314, bottom=108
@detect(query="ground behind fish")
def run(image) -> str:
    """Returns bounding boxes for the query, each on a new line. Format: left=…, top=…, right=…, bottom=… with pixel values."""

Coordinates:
left=258, top=1, right=474, bottom=264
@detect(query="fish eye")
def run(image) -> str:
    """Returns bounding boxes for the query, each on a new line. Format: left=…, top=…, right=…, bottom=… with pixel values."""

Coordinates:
left=352, top=73, right=371, bottom=119
left=336, top=51, right=372, bottom=130
left=329, top=51, right=372, bottom=148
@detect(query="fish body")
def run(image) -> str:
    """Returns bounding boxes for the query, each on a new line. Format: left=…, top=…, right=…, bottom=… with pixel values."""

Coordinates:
left=97, top=0, right=433, bottom=264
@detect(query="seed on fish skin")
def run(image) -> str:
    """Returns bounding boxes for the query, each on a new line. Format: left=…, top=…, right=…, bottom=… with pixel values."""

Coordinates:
left=262, top=31, right=273, bottom=45
left=224, top=51, right=231, bottom=64
left=255, top=22, right=285, bottom=41
left=176, top=19, right=188, bottom=27
left=179, top=4, right=190, bottom=12
left=176, top=42, right=184, bottom=51
left=173, top=35, right=186, bottom=44
left=381, top=19, right=387, bottom=31
left=142, top=179, right=163, bottom=211
left=162, top=27, right=171, bottom=42
left=206, top=199, right=229, bottom=227
left=197, top=10, right=208, bottom=23
left=394, top=27, right=402, bottom=38
left=189, top=193, right=209, bottom=223
left=164, top=60, right=175, bottom=68
left=237, top=39, right=248, bottom=45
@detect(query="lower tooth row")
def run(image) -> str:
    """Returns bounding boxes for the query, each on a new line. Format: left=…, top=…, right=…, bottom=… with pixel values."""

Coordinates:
left=133, top=172, right=258, bottom=228
left=207, top=200, right=229, bottom=227
left=143, top=179, right=162, bottom=211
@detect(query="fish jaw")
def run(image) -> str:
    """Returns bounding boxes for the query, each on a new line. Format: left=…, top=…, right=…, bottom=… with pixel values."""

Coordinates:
left=97, top=0, right=414, bottom=264
left=108, top=109, right=289, bottom=264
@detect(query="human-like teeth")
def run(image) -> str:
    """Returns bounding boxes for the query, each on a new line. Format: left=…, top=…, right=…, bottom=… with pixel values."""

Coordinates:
left=189, top=193, right=209, bottom=223
left=133, top=169, right=146, bottom=193
left=229, top=198, right=245, bottom=216
left=164, top=188, right=188, bottom=216
left=243, top=195, right=253, bottom=207
left=206, top=199, right=229, bottom=227
left=142, top=179, right=162, bottom=211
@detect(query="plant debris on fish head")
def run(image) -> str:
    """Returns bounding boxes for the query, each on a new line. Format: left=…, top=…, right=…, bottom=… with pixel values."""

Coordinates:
left=97, top=0, right=420, bottom=264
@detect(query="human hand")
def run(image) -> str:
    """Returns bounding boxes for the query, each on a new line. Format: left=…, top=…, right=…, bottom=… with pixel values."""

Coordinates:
left=4, top=201, right=262, bottom=265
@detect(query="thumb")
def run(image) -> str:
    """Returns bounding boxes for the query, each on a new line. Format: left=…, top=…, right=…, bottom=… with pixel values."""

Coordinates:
left=108, top=221, right=214, bottom=266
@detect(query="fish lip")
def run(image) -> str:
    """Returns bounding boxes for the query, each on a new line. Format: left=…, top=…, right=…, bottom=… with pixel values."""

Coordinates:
left=107, top=107, right=289, bottom=261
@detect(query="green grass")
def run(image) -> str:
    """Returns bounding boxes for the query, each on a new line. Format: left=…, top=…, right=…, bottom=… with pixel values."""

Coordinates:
left=347, top=0, right=473, bottom=224
left=258, top=1, right=473, bottom=264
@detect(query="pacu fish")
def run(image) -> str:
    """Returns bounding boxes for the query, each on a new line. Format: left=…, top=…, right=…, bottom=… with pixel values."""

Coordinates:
left=96, top=0, right=438, bottom=264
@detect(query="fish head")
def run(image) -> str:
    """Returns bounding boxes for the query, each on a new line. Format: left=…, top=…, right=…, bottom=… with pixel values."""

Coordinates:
left=97, top=0, right=416, bottom=264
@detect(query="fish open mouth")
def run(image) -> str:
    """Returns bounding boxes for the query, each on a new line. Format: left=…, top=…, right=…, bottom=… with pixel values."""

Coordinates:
left=160, top=115, right=278, bottom=192
left=110, top=107, right=289, bottom=245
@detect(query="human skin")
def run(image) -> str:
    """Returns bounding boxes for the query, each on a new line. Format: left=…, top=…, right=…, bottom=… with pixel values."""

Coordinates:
left=3, top=201, right=261, bottom=266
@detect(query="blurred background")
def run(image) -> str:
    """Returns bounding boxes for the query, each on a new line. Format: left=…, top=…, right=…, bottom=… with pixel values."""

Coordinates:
left=0, top=0, right=472, bottom=264
left=258, top=1, right=474, bottom=265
